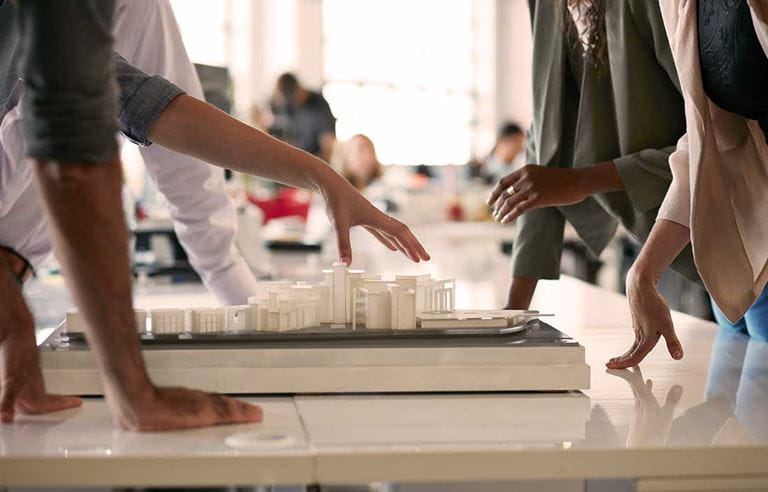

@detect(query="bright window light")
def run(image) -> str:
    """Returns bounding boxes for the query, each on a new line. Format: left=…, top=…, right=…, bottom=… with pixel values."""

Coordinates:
left=322, top=0, right=477, bottom=166
left=169, top=0, right=229, bottom=67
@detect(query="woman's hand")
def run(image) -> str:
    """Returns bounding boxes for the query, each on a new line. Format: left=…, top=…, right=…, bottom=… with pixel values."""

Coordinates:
left=607, top=219, right=691, bottom=368
left=607, top=266, right=684, bottom=369
left=149, top=95, right=430, bottom=266
left=324, top=183, right=430, bottom=265
left=486, top=162, right=624, bottom=223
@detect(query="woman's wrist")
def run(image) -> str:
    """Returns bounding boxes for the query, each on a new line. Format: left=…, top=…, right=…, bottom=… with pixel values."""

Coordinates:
left=627, top=262, right=659, bottom=289
left=577, top=161, right=625, bottom=197
left=309, top=160, right=353, bottom=200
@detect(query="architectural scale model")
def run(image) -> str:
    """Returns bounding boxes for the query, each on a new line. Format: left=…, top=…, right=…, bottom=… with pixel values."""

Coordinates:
left=49, top=263, right=590, bottom=395
left=65, top=263, right=535, bottom=335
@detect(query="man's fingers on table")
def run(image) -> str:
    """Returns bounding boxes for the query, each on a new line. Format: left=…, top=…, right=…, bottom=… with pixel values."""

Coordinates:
left=210, top=394, right=262, bottom=424
left=0, top=386, right=17, bottom=423
left=17, top=394, right=83, bottom=415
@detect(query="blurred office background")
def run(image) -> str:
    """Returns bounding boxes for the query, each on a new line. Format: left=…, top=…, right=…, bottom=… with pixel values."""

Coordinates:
left=32, top=0, right=707, bottom=324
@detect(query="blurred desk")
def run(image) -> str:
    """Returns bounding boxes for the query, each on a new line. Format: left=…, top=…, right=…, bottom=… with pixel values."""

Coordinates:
left=7, top=270, right=768, bottom=488
left=133, top=218, right=200, bottom=281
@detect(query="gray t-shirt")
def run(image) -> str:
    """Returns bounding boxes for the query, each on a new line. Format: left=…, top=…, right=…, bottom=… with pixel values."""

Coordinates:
left=0, top=0, right=184, bottom=148
left=270, top=91, right=336, bottom=157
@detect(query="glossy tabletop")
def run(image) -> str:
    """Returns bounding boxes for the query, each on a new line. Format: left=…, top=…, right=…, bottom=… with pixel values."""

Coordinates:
left=4, top=227, right=768, bottom=487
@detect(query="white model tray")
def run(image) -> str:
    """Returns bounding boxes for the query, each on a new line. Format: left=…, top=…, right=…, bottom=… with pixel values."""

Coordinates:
left=40, top=322, right=590, bottom=395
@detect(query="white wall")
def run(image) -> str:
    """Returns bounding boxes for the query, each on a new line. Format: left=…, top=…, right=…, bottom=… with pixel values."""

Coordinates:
left=496, top=0, right=533, bottom=130
left=172, top=0, right=533, bottom=136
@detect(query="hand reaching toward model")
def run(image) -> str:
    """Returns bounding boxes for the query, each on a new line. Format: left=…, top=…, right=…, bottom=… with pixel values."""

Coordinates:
left=149, top=95, right=431, bottom=267
left=487, top=165, right=590, bottom=223
left=486, top=162, right=624, bottom=223
left=324, top=183, right=431, bottom=265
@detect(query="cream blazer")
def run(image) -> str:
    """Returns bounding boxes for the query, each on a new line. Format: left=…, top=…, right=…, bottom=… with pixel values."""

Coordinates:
left=658, top=0, right=768, bottom=321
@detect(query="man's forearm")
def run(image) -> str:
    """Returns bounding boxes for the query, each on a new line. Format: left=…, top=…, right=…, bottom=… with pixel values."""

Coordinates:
left=149, top=95, right=345, bottom=196
left=505, top=276, right=539, bottom=310
left=34, top=159, right=152, bottom=399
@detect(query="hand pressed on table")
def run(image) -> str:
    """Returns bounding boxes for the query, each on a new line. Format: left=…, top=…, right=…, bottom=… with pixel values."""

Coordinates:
left=0, top=268, right=82, bottom=423
left=109, top=386, right=262, bottom=432
left=606, top=268, right=684, bottom=369
left=606, top=220, right=690, bottom=369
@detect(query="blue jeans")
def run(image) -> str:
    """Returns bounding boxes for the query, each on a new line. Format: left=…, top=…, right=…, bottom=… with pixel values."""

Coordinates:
left=711, top=286, right=768, bottom=342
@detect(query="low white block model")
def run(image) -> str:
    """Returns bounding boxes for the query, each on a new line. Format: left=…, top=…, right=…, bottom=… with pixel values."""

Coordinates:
left=150, top=308, right=186, bottom=335
left=135, top=309, right=148, bottom=334
left=188, top=307, right=226, bottom=334
left=65, top=310, right=85, bottom=334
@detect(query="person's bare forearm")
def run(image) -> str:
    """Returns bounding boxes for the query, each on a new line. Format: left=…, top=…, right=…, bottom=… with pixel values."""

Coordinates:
left=629, top=219, right=690, bottom=286
left=34, top=159, right=152, bottom=401
left=505, top=276, right=539, bottom=310
left=578, top=161, right=625, bottom=195
left=149, top=95, right=345, bottom=196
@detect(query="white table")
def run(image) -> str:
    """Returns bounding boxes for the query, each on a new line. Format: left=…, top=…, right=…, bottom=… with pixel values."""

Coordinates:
left=8, top=230, right=768, bottom=489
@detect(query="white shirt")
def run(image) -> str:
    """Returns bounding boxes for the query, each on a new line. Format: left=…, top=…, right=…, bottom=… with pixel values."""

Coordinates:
left=0, top=0, right=259, bottom=305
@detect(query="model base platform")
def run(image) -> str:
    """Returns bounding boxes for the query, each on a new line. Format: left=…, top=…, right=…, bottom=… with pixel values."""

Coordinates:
left=40, top=321, right=590, bottom=395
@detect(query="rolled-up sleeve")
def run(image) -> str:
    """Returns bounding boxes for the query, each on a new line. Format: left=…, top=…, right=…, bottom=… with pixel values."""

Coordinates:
left=657, top=133, right=691, bottom=227
left=510, top=206, right=566, bottom=279
left=613, top=145, right=675, bottom=213
left=114, top=53, right=184, bottom=146
left=17, top=0, right=118, bottom=163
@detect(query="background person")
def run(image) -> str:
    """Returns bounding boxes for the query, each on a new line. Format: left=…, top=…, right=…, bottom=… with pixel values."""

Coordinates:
left=268, top=72, right=337, bottom=163
left=482, top=122, right=525, bottom=183
left=338, top=134, right=383, bottom=192
left=0, top=0, right=262, bottom=306
left=608, top=0, right=768, bottom=369
left=488, top=0, right=698, bottom=323
left=0, top=1, right=428, bottom=430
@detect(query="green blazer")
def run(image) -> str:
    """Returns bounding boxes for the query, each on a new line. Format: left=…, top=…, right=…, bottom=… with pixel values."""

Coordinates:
left=512, top=0, right=698, bottom=283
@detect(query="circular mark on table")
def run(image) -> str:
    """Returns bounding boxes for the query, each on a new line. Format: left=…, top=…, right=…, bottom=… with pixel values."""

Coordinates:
left=225, top=431, right=296, bottom=449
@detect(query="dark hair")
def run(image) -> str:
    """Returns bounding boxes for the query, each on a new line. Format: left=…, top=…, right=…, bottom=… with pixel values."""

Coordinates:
left=499, top=122, right=523, bottom=139
left=277, top=72, right=299, bottom=98
left=564, top=0, right=607, bottom=72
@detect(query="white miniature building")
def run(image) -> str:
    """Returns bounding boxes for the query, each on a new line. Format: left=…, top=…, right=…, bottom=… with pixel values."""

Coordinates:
left=63, top=264, right=537, bottom=337
left=135, top=309, right=148, bottom=334
left=65, top=310, right=86, bottom=334
left=150, top=308, right=186, bottom=335
left=188, top=308, right=226, bottom=334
